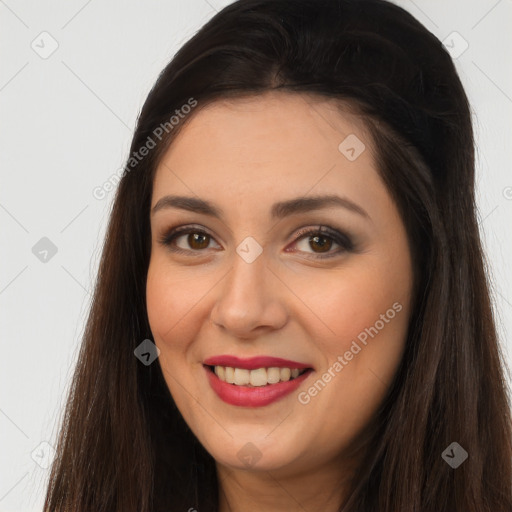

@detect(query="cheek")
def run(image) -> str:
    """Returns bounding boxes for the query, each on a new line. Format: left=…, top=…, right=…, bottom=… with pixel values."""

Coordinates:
left=145, top=258, right=205, bottom=411
left=289, top=257, right=410, bottom=351
left=327, top=282, right=408, bottom=356
left=293, top=257, right=411, bottom=442
left=145, top=256, right=208, bottom=346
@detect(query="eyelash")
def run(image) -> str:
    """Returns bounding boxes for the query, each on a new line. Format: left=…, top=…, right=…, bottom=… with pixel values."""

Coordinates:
left=157, top=224, right=355, bottom=259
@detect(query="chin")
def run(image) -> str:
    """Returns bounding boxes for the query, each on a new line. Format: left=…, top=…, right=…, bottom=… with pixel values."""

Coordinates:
left=205, top=431, right=304, bottom=473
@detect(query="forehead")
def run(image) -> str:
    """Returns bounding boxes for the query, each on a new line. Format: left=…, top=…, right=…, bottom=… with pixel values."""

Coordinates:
left=151, top=91, right=386, bottom=220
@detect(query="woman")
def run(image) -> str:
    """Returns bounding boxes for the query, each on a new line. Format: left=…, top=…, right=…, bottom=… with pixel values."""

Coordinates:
left=43, top=0, right=512, bottom=510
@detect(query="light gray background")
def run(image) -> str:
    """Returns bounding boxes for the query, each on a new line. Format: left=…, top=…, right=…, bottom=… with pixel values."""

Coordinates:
left=1, top=1, right=511, bottom=510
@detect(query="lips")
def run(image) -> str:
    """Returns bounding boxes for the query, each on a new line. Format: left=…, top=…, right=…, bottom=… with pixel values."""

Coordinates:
left=203, top=355, right=314, bottom=407
left=203, top=355, right=312, bottom=370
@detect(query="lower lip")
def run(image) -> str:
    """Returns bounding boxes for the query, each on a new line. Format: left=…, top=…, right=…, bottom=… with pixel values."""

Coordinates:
left=204, top=365, right=313, bottom=407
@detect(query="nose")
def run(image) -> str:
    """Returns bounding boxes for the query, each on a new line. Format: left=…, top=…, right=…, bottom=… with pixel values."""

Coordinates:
left=210, top=249, right=288, bottom=340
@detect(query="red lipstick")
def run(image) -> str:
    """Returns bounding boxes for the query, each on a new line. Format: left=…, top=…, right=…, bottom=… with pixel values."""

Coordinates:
left=203, top=355, right=311, bottom=370
left=203, top=355, right=313, bottom=407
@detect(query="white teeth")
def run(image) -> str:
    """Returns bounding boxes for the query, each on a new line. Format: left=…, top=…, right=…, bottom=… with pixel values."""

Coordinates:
left=280, top=368, right=291, bottom=381
left=234, top=368, right=250, bottom=386
left=225, top=366, right=235, bottom=384
left=214, top=366, right=225, bottom=380
left=249, top=368, right=268, bottom=387
left=211, top=365, right=307, bottom=386
left=267, top=367, right=281, bottom=384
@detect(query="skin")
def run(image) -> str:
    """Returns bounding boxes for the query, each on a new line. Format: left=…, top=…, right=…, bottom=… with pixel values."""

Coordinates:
left=146, top=91, right=414, bottom=511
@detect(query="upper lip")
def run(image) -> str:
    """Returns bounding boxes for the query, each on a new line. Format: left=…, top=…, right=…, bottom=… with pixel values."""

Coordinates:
left=203, top=355, right=313, bottom=370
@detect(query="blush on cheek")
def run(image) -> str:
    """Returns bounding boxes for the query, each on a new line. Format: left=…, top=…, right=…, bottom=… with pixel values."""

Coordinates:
left=326, top=301, right=408, bottom=369
left=146, top=284, right=207, bottom=363
left=319, top=294, right=387, bottom=343
left=146, top=268, right=188, bottom=336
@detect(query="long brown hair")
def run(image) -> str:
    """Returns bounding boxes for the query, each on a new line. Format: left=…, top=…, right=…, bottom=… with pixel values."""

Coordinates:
left=43, top=1, right=512, bottom=510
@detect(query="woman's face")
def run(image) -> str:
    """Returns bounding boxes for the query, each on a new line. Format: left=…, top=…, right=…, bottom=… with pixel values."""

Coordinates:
left=146, top=92, right=413, bottom=477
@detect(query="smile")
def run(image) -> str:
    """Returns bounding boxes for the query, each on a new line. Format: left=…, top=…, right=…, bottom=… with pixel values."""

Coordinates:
left=210, top=365, right=308, bottom=386
left=203, top=355, right=314, bottom=407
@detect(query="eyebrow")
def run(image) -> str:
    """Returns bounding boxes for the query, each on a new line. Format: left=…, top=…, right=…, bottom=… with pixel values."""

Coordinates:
left=151, top=194, right=370, bottom=221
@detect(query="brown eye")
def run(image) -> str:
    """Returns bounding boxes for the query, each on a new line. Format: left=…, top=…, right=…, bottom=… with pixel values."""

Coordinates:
left=159, top=224, right=354, bottom=259
left=158, top=226, right=221, bottom=254
left=186, top=232, right=210, bottom=250
left=307, top=234, right=333, bottom=253
left=290, top=226, right=354, bottom=259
